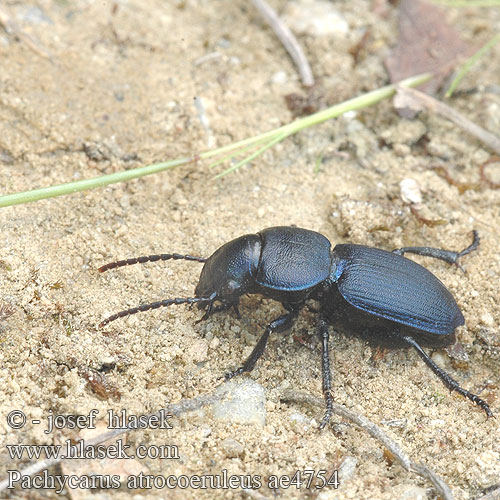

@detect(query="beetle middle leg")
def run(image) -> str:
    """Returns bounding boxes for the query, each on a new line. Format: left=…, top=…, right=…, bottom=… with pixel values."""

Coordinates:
left=394, top=333, right=493, bottom=417
left=392, top=230, right=479, bottom=271
left=224, top=306, right=299, bottom=381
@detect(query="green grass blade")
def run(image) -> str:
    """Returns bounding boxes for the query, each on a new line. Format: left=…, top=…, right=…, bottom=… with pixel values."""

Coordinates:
left=208, top=135, right=276, bottom=169
left=0, top=157, right=193, bottom=208
left=212, top=72, right=432, bottom=176
left=446, top=33, right=500, bottom=98
left=214, top=130, right=291, bottom=179
left=0, top=72, right=431, bottom=208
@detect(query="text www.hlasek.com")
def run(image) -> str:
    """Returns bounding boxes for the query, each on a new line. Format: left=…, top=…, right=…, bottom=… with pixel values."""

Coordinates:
left=6, top=438, right=178, bottom=461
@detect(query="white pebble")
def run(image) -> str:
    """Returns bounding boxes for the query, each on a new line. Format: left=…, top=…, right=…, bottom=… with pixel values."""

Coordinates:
left=400, top=178, right=422, bottom=205
left=282, top=0, right=349, bottom=37
left=212, top=379, right=266, bottom=426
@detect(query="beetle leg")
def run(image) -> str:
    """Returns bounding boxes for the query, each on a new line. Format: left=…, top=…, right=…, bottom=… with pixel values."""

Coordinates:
left=400, top=334, right=493, bottom=417
left=196, top=300, right=239, bottom=324
left=224, top=308, right=299, bottom=380
left=318, top=316, right=334, bottom=430
left=232, top=304, right=241, bottom=319
left=392, top=230, right=479, bottom=272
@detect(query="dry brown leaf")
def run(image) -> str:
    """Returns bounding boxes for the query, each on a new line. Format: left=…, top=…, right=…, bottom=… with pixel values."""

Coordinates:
left=385, top=0, right=471, bottom=95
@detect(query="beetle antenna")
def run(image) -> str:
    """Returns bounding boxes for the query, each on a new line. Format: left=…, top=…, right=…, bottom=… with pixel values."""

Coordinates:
left=99, top=295, right=214, bottom=327
left=98, top=253, right=206, bottom=273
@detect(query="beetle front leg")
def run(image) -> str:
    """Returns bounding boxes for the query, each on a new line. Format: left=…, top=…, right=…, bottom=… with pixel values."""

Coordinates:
left=224, top=308, right=299, bottom=380
left=399, top=334, right=493, bottom=417
left=392, top=231, right=479, bottom=271
left=196, top=301, right=240, bottom=324
left=318, top=316, right=334, bottom=430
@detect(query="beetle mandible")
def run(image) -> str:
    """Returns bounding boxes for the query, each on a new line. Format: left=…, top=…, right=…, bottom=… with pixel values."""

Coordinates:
left=98, top=226, right=492, bottom=428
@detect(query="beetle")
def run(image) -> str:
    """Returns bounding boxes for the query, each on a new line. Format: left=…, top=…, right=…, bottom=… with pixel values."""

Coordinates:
left=98, top=226, right=493, bottom=428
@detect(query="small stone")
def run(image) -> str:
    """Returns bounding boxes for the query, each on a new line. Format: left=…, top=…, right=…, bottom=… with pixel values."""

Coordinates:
left=216, top=37, right=231, bottom=49
left=282, top=0, right=349, bottom=37
left=18, top=6, right=53, bottom=25
left=430, top=419, right=446, bottom=427
left=393, top=143, right=411, bottom=157
left=221, top=438, right=244, bottom=458
left=200, top=426, right=212, bottom=438
left=271, top=71, right=287, bottom=84
left=400, top=485, right=427, bottom=500
left=338, top=456, right=357, bottom=483
left=446, top=341, right=469, bottom=368
left=481, top=312, right=495, bottom=327
left=400, top=178, right=422, bottom=205
left=186, top=339, right=208, bottom=363
left=209, top=337, right=220, bottom=350
left=212, top=379, right=266, bottom=426
left=119, top=195, right=130, bottom=209
left=171, top=190, right=188, bottom=206
left=431, top=351, right=446, bottom=367
left=380, top=120, right=427, bottom=146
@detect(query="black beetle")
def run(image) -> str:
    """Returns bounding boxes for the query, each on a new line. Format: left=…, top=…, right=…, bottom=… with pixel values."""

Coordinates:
left=99, top=226, right=492, bottom=428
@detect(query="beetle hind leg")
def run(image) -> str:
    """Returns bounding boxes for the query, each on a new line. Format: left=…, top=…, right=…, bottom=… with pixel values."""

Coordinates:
left=392, top=230, right=479, bottom=272
left=400, top=335, right=493, bottom=417
left=318, top=316, right=334, bottom=430
left=224, top=307, right=299, bottom=381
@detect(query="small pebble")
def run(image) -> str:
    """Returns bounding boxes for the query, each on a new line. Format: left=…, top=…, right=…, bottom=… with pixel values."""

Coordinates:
left=221, top=438, right=244, bottom=458
left=400, top=178, right=422, bottom=205
left=431, top=351, right=446, bottom=367
left=212, top=379, right=266, bottom=426
left=481, top=312, right=495, bottom=327
left=271, top=71, right=287, bottom=85
left=338, top=456, right=357, bottom=483
left=282, top=0, right=349, bottom=36
left=400, top=486, right=427, bottom=500
left=18, top=6, right=53, bottom=24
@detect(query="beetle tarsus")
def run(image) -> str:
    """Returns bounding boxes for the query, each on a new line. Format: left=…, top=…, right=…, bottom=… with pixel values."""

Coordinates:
left=401, top=334, right=493, bottom=418
left=392, top=230, right=480, bottom=272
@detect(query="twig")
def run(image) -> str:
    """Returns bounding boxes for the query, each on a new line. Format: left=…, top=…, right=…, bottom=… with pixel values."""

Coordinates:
left=395, top=86, right=500, bottom=155
left=0, top=393, right=224, bottom=493
left=193, top=96, right=215, bottom=148
left=250, top=0, right=314, bottom=87
left=281, top=390, right=453, bottom=500
left=476, top=484, right=500, bottom=500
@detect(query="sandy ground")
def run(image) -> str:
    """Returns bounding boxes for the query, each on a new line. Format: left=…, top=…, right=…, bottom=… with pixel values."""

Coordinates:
left=0, top=1, right=499, bottom=499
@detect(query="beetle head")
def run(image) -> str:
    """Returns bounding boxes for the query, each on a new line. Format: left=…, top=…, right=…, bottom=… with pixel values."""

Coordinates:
left=195, top=234, right=261, bottom=304
left=98, top=233, right=261, bottom=327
